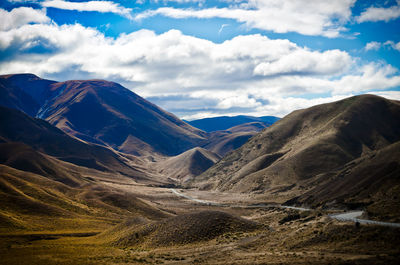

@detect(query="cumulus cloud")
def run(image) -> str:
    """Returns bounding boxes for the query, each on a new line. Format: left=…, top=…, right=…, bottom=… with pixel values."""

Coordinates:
left=364, top=40, right=400, bottom=52
left=365, top=41, right=381, bottom=51
left=253, top=49, right=351, bottom=77
left=42, top=0, right=133, bottom=19
left=0, top=7, right=399, bottom=118
left=0, top=7, right=49, bottom=31
left=356, top=0, right=400, bottom=23
left=136, top=0, right=356, bottom=37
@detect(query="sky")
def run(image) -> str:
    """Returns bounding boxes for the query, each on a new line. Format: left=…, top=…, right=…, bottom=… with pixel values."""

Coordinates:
left=1, top=0, right=400, bottom=120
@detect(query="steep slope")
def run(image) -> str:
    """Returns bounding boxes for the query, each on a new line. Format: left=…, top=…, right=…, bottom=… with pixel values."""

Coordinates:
left=194, top=95, right=400, bottom=202
left=186, top=115, right=279, bottom=132
left=0, top=73, right=57, bottom=109
left=0, top=106, right=147, bottom=179
left=155, top=147, right=220, bottom=181
left=202, top=122, right=269, bottom=156
left=0, top=74, right=207, bottom=156
left=0, top=76, right=39, bottom=117
left=288, top=141, right=400, bottom=222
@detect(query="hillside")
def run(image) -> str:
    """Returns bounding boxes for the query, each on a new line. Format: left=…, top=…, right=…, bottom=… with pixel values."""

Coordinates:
left=154, top=147, right=220, bottom=182
left=193, top=95, right=400, bottom=209
left=186, top=115, right=279, bottom=132
left=0, top=106, right=148, bottom=179
left=107, top=211, right=259, bottom=247
left=0, top=152, right=168, bottom=233
left=0, top=74, right=207, bottom=156
left=288, top=141, right=400, bottom=222
left=0, top=106, right=170, bottom=232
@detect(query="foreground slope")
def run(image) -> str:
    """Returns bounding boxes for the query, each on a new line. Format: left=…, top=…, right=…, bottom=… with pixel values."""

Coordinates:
left=104, top=210, right=259, bottom=247
left=0, top=74, right=206, bottom=156
left=194, top=95, right=400, bottom=206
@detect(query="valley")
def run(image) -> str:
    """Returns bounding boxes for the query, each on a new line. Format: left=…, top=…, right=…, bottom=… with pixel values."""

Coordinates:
left=1, top=179, right=400, bottom=265
left=1, top=74, right=400, bottom=264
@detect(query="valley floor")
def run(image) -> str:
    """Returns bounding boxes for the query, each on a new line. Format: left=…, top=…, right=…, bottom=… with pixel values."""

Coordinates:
left=1, top=180, right=400, bottom=265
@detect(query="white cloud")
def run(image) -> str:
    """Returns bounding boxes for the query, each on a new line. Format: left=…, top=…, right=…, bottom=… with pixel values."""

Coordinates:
left=365, top=41, right=381, bottom=51
left=42, top=0, right=133, bottom=19
left=385, top=40, right=400, bottom=51
left=332, top=63, right=400, bottom=95
left=364, top=40, right=400, bottom=52
left=0, top=10, right=399, bottom=118
left=136, top=0, right=356, bottom=37
left=254, top=49, right=351, bottom=76
left=356, top=1, right=400, bottom=23
left=0, top=7, right=49, bottom=31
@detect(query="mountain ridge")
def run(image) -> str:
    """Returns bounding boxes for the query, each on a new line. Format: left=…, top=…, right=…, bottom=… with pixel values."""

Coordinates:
left=193, top=95, right=400, bottom=212
left=0, top=74, right=207, bottom=156
left=185, top=115, right=279, bottom=132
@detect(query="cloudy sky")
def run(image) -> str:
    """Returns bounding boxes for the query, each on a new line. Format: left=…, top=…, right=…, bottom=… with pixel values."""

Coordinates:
left=1, top=0, right=400, bottom=119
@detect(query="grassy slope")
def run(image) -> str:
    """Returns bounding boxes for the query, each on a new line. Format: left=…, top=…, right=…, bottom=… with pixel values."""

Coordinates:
left=194, top=95, right=400, bottom=215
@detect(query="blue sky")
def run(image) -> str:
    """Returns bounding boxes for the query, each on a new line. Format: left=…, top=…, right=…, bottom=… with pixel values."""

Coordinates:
left=1, top=0, right=400, bottom=119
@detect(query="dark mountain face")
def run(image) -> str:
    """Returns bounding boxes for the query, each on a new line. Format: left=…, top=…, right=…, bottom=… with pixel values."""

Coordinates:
left=0, top=74, right=207, bottom=156
left=0, top=77, right=39, bottom=117
left=186, top=115, right=279, bottom=132
left=0, top=105, right=147, bottom=179
left=193, top=95, right=400, bottom=207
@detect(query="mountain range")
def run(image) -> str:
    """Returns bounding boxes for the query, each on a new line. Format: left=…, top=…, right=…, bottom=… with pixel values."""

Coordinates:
left=186, top=115, right=279, bottom=132
left=1, top=73, right=400, bottom=225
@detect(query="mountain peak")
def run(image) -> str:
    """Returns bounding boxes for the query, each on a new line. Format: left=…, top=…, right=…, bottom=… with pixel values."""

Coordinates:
left=1, top=74, right=206, bottom=156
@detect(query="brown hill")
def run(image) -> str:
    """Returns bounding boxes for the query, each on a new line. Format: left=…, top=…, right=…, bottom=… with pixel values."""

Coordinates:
left=107, top=210, right=259, bottom=247
left=193, top=95, right=400, bottom=206
left=155, top=147, right=220, bottom=182
left=0, top=74, right=207, bottom=156
left=288, top=141, right=400, bottom=222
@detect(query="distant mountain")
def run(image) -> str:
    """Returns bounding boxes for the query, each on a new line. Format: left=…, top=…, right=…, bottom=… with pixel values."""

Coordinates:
left=154, top=147, right=220, bottom=182
left=0, top=74, right=206, bottom=156
left=202, top=122, right=269, bottom=156
left=185, top=115, right=279, bottom=132
left=193, top=95, right=400, bottom=216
